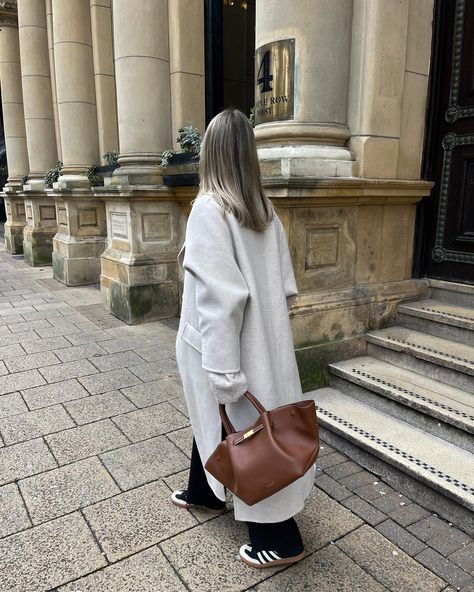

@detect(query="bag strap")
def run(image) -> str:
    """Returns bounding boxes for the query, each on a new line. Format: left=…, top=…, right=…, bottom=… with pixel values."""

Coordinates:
left=219, top=391, right=267, bottom=435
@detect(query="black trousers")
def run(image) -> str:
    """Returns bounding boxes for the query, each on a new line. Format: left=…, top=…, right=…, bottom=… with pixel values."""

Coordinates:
left=186, top=438, right=304, bottom=555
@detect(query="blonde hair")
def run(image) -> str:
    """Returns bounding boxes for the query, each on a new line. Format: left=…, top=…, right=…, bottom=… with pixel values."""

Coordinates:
left=198, top=109, right=274, bottom=232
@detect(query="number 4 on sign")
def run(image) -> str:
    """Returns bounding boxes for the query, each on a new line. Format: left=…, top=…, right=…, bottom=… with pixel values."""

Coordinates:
left=257, top=50, right=273, bottom=93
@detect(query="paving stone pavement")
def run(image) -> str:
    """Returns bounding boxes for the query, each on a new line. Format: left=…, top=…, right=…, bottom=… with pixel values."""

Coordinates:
left=0, top=249, right=472, bottom=592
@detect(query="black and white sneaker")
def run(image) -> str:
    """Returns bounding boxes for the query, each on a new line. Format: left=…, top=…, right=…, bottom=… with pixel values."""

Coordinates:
left=171, top=489, right=226, bottom=515
left=239, top=544, right=305, bottom=569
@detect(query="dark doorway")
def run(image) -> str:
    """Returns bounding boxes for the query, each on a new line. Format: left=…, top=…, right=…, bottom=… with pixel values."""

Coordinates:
left=204, top=0, right=256, bottom=125
left=420, top=0, right=474, bottom=284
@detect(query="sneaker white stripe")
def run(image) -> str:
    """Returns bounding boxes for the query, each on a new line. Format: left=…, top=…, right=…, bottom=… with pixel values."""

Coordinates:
left=257, top=551, right=267, bottom=564
left=261, top=550, right=273, bottom=563
left=269, top=551, right=280, bottom=560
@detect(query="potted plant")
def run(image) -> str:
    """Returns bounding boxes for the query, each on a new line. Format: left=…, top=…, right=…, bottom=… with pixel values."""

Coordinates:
left=83, top=151, right=119, bottom=187
left=161, top=125, right=201, bottom=186
left=44, top=161, right=63, bottom=188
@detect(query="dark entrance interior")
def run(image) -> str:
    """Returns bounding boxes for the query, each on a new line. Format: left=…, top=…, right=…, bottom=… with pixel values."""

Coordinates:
left=419, top=0, right=474, bottom=284
left=204, top=0, right=256, bottom=125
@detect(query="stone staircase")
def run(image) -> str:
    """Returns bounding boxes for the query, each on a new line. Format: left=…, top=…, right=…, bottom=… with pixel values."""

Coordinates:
left=311, top=279, right=474, bottom=534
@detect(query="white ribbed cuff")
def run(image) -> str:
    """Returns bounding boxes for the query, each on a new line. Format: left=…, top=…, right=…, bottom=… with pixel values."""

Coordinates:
left=207, top=370, right=248, bottom=404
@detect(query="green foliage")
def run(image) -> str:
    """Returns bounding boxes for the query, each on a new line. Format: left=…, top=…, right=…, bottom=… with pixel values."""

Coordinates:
left=84, top=163, right=100, bottom=186
left=44, top=161, right=63, bottom=188
left=177, top=125, right=202, bottom=154
left=160, top=149, right=177, bottom=170
left=21, top=174, right=29, bottom=185
left=103, top=151, right=119, bottom=167
left=248, top=107, right=255, bottom=128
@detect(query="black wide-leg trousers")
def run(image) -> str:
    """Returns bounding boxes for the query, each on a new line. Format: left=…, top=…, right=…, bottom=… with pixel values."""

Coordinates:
left=186, top=438, right=304, bottom=556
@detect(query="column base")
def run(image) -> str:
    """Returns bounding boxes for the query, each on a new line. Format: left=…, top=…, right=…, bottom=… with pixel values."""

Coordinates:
left=2, top=191, right=26, bottom=255
left=4, top=225, right=25, bottom=255
left=50, top=189, right=107, bottom=286
left=22, top=190, right=58, bottom=267
left=101, top=263, right=180, bottom=324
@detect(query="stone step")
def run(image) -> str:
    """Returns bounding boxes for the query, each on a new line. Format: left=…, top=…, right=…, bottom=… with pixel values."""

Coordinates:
left=329, top=356, right=474, bottom=453
left=398, top=299, right=474, bottom=345
left=366, top=326, right=474, bottom=392
left=428, top=278, right=474, bottom=308
left=312, top=387, right=474, bottom=514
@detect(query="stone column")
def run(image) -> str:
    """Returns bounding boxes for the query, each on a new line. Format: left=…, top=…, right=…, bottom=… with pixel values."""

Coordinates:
left=255, top=0, right=355, bottom=178
left=50, top=0, right=106, bottom=286
left=99, top=0, right=180, bottom=324
left=45, top=0, right=61, bottom=162
left=90, top=0, right=118, bottom=161
left=0, top=2, right=28, bottom=254
left=111, top=0, right=171, bottom=185
left=18, top=0, right=58, bottom=266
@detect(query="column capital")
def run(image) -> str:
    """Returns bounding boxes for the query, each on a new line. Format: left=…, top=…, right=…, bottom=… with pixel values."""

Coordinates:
left=0, top=1, right=18, bottom=28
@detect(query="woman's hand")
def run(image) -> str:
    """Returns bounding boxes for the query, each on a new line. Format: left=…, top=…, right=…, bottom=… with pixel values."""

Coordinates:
left=207, top=370, right=248, bottom=404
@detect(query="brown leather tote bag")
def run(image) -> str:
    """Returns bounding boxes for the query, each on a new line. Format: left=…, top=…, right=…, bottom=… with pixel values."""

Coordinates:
left=205, top=391, right=320, bottom=506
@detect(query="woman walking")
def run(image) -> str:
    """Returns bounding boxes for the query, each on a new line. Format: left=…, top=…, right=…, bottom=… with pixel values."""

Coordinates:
left=173, top=108, right=314, bottom=568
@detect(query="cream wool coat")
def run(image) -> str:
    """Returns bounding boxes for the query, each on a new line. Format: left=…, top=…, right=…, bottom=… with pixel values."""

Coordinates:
left=176, top=193, right=314, bottom=523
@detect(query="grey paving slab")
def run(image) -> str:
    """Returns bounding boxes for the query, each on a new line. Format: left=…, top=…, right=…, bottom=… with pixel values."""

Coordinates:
left=120, top=378, right=183, bottom=408
left=83, top=479, right=198, bottom=562
left=0, top=404, right=75, bottom=445
left=408, top=515, right=455, bottom=542
left=325, top=459, right=364, bottom=480
left=19, top=456, right=120, bottom=524
left=129, top=361, right=171, bottom=382
left=448, top=543, right=474, bottom=574
left=166, top=426, right=193, bottom=458
left=0, top=392, right=28, bottom=417
left=46, top=419, right=130, bottom=464
left=89, top=350, right=145, bottom=372
left=253, top=544, right=387, bottom=592
left=112, top=402, right=189, bottom=442
left=336, top=524, right=445, bottom=592
left=168, top=396, right=189, bottom=418
left=371, top=491, right=412, bottom=514
left=39, top=358, right=99, bottom=383
left=0, top=512, right=106, bottom=592
left=386, top=502, right=431, bottom=527
left=0, top=483, right=31, bottom=538
left=65, top=330, right=112, bottom=345
left=339, top=470, right=381, bottom=490
left=21, top=309, right=64, bottom=322
left=0, top=369, right=45, bottom=395
left=99, top=335, right=164, bottom=354
left=79, top=367, right=142, bottom=394
left=415, top=547, right=472, bottom=589
left=314, top=473, right=353, bottom=501
left=58, top=546, right=187, bottom=592
left=341, top=494, right=387, bottom=526
left=5, top=351, right=61, bottom=373
left=428, top=527, right=473, bottom=556
left=54, top=342, right=107, bottom=362
left=376, top=519, right=428, bottom=556
left=133, top=344, right=176, bottom=362
left=315, top=451, right=348, bottom=470
left=0, top=360, right=7, bottom=375
left=354, top=480, right=396, bottom=502
left=0, top=331, right=39, bottom=347
left=21, top=378, right=90, bottom=410
left=22, top=335, right=71, bottom=353
left=64, top=390, right=136, bottom=424
left=7, top=319, right=52, bottom=333
left=100, top=435, right=189, bottom=490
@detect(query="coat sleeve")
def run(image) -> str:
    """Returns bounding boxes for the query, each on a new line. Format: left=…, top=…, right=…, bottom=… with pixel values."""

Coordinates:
left=277, top=217, right=298, bottom=310
left=183, top=199, right=250, bottom=374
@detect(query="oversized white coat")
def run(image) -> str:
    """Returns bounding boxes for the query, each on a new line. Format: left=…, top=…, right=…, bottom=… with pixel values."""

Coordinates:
left=176, top=193, right=314, bottom=523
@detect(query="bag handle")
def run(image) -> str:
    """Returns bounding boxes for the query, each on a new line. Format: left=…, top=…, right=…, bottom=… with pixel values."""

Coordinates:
left=219, top=391, right=267, bottom=435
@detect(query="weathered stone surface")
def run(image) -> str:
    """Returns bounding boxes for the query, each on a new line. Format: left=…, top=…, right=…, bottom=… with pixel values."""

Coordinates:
left=100, top=435, right=189, bottom=490
left=112, top=402, right=189, bottom=442
left=129, top=361, right=170, bottom=382
left=5, top=351, right=60, bottom=373
left=21, top=379, right=89, bottom=410
left=58, top=546, right=187, bottom=591
left=371, top=491, right=412, bottom=514
left=408, top=515, right=454, bottom=542
left=336, top=524, right=445, bottom=592
left=449, top=543, right=474, bottom=574
left=316, top=451, right=352, bottom=470
left=83, top=480, right=197, bottom=561
left=0, top=404, right=75, bottom=445
left=22, top=335, right=71, bottom=353
left=0, top=483, right=31, bottom=538
left=341, top=495, right=387, bottom=526
left=90, top=350, right=144, bottom=372
left=387, top=502, right=431, bottom=527
left=0, top=369, right=45, bottom=396
left=0, top=512, right=106, bottom=592
left=427, top=527, right=472, bottom=556
left=19, top=456, right=120, bottom=523
left=254, top=544, right=387, bottom=592
left=314, top=473, right=352, bottom=501
left=64, top=390, right=136, bottom=424
left=54, top=342, right=107, bottom=362
left=121, top=378, right=183, bottom=408
left=39, top=359, right=99, bottom=383
left=325, top=460, right=363, bottom=480
left=0, top=438, right=57, bottom=485
left=46, top=419, right=129, bottom=464
left=166, top=426, right=193, bottom=458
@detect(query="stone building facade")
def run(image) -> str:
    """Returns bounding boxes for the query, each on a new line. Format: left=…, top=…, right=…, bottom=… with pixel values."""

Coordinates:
left=0, top=0, right=471, bottom=378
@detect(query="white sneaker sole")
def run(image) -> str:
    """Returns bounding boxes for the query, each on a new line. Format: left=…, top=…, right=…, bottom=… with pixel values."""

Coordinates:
left=239, top=544, right=305, bottom=569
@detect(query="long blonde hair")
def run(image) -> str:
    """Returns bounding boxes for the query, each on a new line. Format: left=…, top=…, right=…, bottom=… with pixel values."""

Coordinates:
left=198, top=109, right=274, bottom=232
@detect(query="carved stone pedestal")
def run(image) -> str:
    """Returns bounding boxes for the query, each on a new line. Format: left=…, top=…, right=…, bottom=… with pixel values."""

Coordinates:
left=22, top=186, right=57, bottom=266
left=97, top=185, right=186, bottom=324
left=3, top=186, right=26, bottom=255
left=50, top=189, right=107, bottom=286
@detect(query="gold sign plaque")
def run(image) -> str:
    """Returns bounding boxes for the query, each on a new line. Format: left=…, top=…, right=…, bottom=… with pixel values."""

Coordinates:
left=255, top=38, right=295, bottom=125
